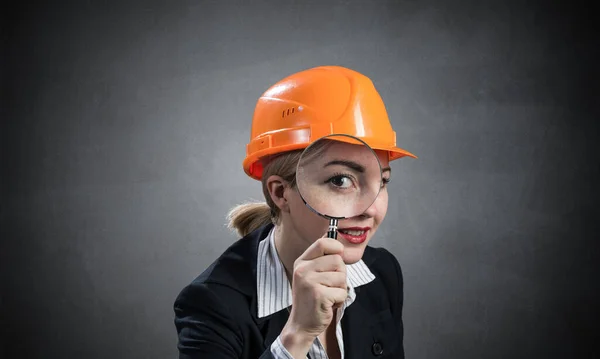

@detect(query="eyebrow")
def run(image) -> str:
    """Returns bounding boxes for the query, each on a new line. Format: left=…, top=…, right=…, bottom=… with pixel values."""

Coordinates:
left=324, top=160, right=365, bottom=173
left=324, top=160, right=392, bottom=175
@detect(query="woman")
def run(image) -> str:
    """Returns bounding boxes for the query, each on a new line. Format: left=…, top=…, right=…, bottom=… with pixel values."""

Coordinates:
left=173, top=65, right=417, bottom=359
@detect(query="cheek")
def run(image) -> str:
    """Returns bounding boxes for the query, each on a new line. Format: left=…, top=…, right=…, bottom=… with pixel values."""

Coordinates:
left=289, top=193, right=329, bottom=239
left=300, top=206, right=329, bottom=239
left=374, top=191, right=389, bottom=224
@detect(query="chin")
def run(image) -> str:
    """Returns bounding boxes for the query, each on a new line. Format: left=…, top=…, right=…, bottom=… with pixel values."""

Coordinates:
left=342, top=246, right=366, bottom=264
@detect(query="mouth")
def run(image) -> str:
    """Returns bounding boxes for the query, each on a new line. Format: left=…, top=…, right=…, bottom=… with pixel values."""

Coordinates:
left=337, top=227, right=371, bottom=244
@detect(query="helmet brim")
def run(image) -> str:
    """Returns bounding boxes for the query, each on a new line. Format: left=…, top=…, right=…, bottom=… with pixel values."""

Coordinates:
left=385, top=146, right=418, bottom=161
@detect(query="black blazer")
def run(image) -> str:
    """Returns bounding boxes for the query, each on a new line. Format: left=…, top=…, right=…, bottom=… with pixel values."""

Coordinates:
left=173, top=223, right=405, bottom=358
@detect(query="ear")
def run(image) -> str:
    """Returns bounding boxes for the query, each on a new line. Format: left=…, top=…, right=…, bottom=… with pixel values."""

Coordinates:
left=265, top=175, right=291, bottom=214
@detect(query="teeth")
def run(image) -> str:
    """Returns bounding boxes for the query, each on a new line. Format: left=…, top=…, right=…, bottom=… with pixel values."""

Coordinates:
left=339, top=230, right=365, bottom=236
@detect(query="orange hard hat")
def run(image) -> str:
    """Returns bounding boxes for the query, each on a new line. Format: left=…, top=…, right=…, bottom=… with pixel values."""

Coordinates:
left=243, top=65, right=417, bottom=180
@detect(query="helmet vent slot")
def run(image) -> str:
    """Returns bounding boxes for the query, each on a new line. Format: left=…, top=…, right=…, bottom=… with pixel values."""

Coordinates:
left=282, top=107, right=296, bottom=118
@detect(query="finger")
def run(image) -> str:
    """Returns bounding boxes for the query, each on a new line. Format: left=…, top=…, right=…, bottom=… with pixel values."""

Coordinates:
left=299, top=237, right=344, bottom=261
left=312, top=272, right=347, bottom=289
left=306, top=254, right=346, bottom=273
left=321, top=287, right=348, bottom=306
left=293, top=255, right=345, bottom=283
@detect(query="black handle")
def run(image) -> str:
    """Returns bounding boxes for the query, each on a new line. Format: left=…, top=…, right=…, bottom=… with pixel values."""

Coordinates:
left=327, top=218, right=338, bottom=239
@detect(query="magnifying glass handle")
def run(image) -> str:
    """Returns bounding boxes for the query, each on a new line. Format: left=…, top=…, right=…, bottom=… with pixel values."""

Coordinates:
left=327, top=218, right=338, bottom=239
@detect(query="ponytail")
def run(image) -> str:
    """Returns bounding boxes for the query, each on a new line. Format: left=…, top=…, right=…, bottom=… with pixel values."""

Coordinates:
left=226, top=201, right=273, bottom=238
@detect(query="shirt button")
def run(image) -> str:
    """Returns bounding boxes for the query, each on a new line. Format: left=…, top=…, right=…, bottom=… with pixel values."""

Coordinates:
left=372, top=342, right=384, bottom=356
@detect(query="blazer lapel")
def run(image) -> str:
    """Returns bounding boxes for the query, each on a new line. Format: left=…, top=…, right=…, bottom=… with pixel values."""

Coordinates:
left=341, top=290, right=371, bottom=359
left=261, top=309, right=291, bottom=350
left=240, top=223, right=291, bottom=351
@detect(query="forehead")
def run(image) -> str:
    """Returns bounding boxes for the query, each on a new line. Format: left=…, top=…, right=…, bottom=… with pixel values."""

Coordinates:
left=315, top=141, right=390, bottom=168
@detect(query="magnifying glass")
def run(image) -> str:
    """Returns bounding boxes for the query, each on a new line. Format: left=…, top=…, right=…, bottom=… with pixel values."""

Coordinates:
left=295, top=134, right=384, bottom=240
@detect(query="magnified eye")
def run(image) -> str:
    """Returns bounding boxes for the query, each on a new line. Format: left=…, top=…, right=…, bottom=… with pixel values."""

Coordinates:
left=326, top=173, right=356, bottom=190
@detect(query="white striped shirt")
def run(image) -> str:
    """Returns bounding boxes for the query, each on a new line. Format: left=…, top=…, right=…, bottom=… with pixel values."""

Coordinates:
left=257, top=227, right=376, bottom=359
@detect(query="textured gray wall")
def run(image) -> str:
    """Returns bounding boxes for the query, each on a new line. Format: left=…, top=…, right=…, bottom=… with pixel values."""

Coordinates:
left=2, top=0, right=597, bottom=358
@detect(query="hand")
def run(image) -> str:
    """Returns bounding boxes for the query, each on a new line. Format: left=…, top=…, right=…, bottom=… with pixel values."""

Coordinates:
left=280, top=236, right=348, bottom=356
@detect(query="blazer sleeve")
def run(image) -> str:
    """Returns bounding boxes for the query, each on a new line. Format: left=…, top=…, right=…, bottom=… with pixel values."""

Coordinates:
left=173, top=281, right=275, bottom=359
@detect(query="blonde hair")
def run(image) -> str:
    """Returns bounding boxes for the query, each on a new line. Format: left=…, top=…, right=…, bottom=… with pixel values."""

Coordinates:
left=227, top=140, right=334, bottom=237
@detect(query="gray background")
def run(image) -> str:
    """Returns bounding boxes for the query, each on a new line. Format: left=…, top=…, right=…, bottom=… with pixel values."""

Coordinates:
left=2, top=0, right=598, bottom=358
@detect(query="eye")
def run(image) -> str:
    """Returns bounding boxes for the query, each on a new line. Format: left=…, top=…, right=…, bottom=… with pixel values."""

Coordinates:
left=326, top=174, right=355, bottom=189
left=381, top=177, right=391, bottom=188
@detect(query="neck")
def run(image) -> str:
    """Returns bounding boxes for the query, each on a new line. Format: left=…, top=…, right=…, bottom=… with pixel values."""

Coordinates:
left=272, top=221, right=308, bottom=283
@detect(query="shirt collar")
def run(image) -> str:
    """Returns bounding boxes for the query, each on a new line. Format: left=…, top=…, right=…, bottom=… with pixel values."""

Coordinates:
left=256, top=227, right=376, bottom=318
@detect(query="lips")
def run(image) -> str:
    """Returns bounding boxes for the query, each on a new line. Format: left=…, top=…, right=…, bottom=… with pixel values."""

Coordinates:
left=337, top=227, right=370, bottom=244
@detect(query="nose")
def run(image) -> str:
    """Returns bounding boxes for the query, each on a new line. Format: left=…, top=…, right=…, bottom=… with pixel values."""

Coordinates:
left=357, top=194, right=381, bottom=219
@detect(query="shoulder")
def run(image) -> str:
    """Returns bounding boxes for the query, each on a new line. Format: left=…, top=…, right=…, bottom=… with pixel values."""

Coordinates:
left=361, top=245, right=404, bottom=306
left=362, top=245, right=403, bottom=283
left=174, top=224, right=273, bottom=308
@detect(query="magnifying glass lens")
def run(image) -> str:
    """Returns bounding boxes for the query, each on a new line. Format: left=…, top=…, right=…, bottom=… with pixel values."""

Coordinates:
left=295, top=134, right=383, bottom=238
